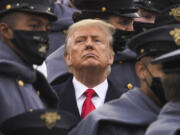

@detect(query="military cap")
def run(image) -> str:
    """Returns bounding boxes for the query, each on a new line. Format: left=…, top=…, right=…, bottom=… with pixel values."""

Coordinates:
left=152, top=49, right=180, bottom=73
left=0, top=109, right=78, bottom=135
left=134, top=0, right=180, bottom=13
left=0, top=0, right=57, bottom=21
left=155, top=4, right=180, bottom=27
left=73, top=0, right=139, bottom=18
left=127, top=24, right=180, bottom=59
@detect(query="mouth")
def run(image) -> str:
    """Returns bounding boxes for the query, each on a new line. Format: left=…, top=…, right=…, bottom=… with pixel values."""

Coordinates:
left=82, top=53, right=98, bottom=59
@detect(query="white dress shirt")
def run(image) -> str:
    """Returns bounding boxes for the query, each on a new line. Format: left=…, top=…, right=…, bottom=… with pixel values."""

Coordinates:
left=73, top=77, right=108, bottom=114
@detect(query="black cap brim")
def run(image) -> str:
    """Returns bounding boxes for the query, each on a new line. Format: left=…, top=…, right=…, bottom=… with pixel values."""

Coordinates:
left=152, top=49, right=180, bottom=64
left=120, top=12, right=140, bottom=18
left=0, top=6, right=57, bottom=22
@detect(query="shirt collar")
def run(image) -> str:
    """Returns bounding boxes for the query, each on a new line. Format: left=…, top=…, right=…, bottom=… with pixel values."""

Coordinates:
left=73, top=77, right=108, bottom=100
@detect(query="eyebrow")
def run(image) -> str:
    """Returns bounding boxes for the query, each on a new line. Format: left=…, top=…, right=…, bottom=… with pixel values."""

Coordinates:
left=27, top=17, right=50, bottom=25
left=75, top=35, right=102, bottom=39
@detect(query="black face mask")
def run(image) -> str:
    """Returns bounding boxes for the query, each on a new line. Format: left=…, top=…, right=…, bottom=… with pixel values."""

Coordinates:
left=150, top=77, right=167, bottom=105
left=12, top=30, right=49, bottom=65
left=143, top=63, right=167, bottom=106
left=113, top=29, right=136, bottom=53
left=133, top=22, right=155, bottom=35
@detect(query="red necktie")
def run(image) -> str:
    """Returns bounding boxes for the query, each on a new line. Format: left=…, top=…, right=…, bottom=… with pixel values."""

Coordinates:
left=81, top=89, right=96, bottom=119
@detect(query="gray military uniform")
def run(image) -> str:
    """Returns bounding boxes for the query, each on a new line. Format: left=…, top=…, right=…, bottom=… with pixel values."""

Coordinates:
left=48, top=2, right=79, bottom=55
left=145, top=101, right=180, bottom=135
left=69, top=87, right=160, bottom=135
left=0, top=42, right=57, bottom=124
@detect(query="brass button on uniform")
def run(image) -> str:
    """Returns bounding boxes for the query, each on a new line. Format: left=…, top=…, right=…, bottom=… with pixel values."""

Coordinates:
left=6, top=4, right=11, bottom=10
left=101, top=7, right=106, bottom=12
left=37, top=90, right=40, bottom=96
left=29, top=109, right=33, bottom=112
left=63, top=30, right=67, bottom=34
left=140, top=48, right=144, bottom=54
left=18, top=80, right=24, bottom=87
left=127, top=83, right=133, bottom=90
left=119, top=61, right=123, bottom=64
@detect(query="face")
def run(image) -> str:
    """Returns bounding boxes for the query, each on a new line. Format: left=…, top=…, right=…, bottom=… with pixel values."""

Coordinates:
left=134, top=9, right=156, bottom=23
left=108, top=16, right=134, bottom=31
left=136, top=57, right=163, bottom=84
left=0, top=12, right=51, bottom=41
left=65, top=25, right=114, bottom=72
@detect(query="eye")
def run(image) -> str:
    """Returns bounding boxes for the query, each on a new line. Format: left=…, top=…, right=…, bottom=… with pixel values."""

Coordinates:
left=29, top=24, right=41, bottom=30
left=75, top=39, right=84, bottom=44
left=95, top=39, right=101, bottom=42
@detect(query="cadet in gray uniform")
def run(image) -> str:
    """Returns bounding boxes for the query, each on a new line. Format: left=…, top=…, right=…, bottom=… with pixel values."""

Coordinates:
left=68, top=24, right=180, bottom=135
left=133, top=0, right=180, bottom=33
left=47, top=0, right=79, bottom=55
left=145, top=51, right=180, bottom=134
left=0, top=0, right=58, bottom=124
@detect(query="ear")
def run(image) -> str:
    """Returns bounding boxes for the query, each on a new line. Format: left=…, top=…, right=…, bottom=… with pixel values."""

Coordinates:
left=0, top=23, right=13, bottom=40
left=64, top=52, right=72, bottom=67
left=135, top=60, right=146, bottom=79
left=108, top=51, right=114, bottom=65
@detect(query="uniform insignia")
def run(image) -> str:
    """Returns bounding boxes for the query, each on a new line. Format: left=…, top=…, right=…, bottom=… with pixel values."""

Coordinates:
left=40, top=112, right=61, bottom=129
left=38, top=45, right=47, bottom=54
left=169, top=28, right=180, bottom=46
left=169, top=6, right=180, bottom=22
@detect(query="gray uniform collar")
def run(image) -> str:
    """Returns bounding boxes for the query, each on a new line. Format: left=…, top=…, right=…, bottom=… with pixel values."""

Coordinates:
left=0, top=41, right=36, bottom=83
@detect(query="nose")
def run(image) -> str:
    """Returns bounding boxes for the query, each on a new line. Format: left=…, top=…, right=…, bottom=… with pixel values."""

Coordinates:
left=85, top=37, right=94, bottom=49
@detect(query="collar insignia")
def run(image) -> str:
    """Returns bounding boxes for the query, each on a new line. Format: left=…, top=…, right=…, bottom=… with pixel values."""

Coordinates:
left=170, top=28, right=180, bottom=46
left=169, top=6, right=180, bottom=22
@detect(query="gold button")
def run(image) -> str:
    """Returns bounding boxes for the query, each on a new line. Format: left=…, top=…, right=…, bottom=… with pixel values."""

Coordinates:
left=18, top=80, right=24, bottom=87
left=37, top=90, right=40, bottom=96
left=29, top=109, right=33, bottom=112
left=127, top=83, right=133, bottom=90
left=140, top=48, right=144, bottom=54
left=119, top=61, right=123, bottom=64
left=101, top=7, right=106, bottom=12
left=63, top=30, right=67, bottom=34
left=6, top=4, right=11, bottom=10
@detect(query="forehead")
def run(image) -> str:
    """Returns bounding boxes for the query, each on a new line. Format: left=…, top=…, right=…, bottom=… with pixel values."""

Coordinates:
left=142, top=57, right=162, bottom=68
left=14, top=12, right=50, bottom=24
left=72, top=24, right=107, bottom=38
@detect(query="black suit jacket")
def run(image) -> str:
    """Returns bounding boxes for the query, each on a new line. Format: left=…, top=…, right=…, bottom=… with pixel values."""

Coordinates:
left=53, top=76, right=124, bottom=123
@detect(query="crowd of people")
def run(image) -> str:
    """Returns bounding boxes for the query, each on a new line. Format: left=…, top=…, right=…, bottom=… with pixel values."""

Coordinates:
left=0, top=0, right=180, bottom=135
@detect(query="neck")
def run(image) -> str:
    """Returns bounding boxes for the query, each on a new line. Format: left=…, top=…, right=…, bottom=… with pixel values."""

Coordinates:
left=73, top=67, right=108, bottom=88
